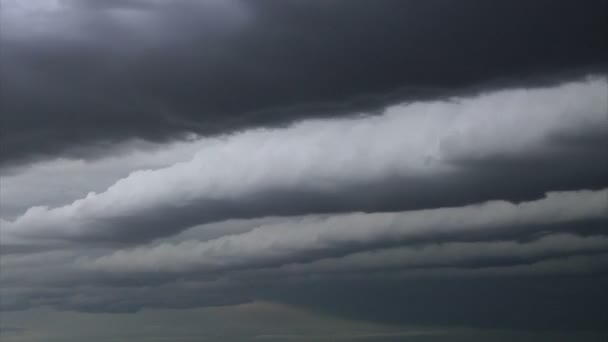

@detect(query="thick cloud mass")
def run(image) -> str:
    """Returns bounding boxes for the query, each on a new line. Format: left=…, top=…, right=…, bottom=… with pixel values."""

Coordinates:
left=2, top=74, right=608, bottom=331
left=1, top=0, right=606, bottom=166
left=1, top=1, right=607, bottom=337
left=88, top=188, right=607, bottom=274
left=2, top=77, right=606, bottom=245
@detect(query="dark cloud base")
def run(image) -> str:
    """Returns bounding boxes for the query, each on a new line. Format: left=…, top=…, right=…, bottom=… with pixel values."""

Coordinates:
left=1, top=0, right=607, bottom=167
left=1, top=1, right=607, bottom=339
left=256, top=275, right=608, bottom=331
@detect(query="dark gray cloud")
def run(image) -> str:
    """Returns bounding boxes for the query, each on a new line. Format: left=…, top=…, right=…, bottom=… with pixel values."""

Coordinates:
left=2, top=77, right=606, bottom=245
left=1, top=1, right=607, bottom=337
left=82, top=189, right=607, bottom=275
left=1, top=0, right=606, bottom=166
left=2, top=187, right=607, bottom=330
left=256, top=274, right=608, bottom=331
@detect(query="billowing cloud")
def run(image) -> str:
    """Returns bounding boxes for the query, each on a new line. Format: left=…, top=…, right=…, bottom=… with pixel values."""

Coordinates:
left=1, top=0, right=606, bottom=167
left=1, top=187, right=606, bottom=323
left=1, top=1, right=607, bottom=336
left=87, top=188, right=607, bottom=275
left=2, top=77, right=606, bottom=245
left=0, top=136, right=207, bottom=219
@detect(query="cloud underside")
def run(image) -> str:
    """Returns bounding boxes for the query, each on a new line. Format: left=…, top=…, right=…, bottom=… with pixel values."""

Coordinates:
left=2, top=1, right=608, bottom=335
left=3, top=77, right=607, bottom=244
left=1, top=76, right=607, bottom=330
left=1, top=0, right=607, bottom=167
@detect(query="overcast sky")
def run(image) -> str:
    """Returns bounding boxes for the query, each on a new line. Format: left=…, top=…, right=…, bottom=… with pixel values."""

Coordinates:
left=1, top=1, right=607, bottom=341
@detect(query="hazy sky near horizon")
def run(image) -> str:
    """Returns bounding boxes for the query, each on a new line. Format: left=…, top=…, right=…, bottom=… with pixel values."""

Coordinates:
left=1, top=1, right=607, bottom=341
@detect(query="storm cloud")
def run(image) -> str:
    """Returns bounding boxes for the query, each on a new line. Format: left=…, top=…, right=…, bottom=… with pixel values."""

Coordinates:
left=1, top=1, right=607, bottom=340
left=1, top=0, right=606, bottom=167
left=2, top=77, right=606, bottom=246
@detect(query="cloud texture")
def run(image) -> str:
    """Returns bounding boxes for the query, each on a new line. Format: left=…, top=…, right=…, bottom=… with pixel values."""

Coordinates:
left=1, top=0, right=606, bottom=167
left=3, top=77, right=606, bottom=245
left=2, top=76, right=607, bottom=331
left=1, top=1, right=607, bottom=336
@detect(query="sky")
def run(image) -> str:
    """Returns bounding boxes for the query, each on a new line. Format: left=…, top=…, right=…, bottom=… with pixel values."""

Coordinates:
left=0, top=1, right=607, bottom=341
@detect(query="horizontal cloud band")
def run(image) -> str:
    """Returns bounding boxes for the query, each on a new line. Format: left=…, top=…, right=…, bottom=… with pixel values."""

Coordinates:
left=88, top=188, right=607, bottom=275
left=2, top=77, right=606, bottom=246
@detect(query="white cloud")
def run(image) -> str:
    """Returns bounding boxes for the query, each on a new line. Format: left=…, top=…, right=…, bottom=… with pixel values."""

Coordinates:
left=2, top=77, right=606, bottom=244
left=0, top=137, right=207, bottom=219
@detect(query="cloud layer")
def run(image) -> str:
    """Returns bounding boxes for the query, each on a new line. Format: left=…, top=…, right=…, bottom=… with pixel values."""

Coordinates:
left=88, top=188, right=607, bottom=275
left=1, top=3, right=607, bottom=332
left=1, top=0, right=606, bottom=166
left=3, top=77, right=606, bottom=246
left=1, top=76, right=607, bottom=331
